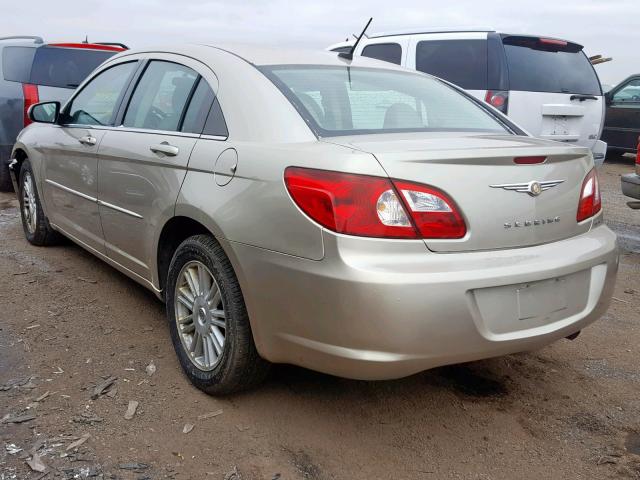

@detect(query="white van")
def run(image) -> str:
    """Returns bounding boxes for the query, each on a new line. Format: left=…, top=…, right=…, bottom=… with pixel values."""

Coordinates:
left=328, top=29, right=607, bottom=163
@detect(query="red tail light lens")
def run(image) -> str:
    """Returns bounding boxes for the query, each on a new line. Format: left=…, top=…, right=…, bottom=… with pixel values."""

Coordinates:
left=576, top=169, right=601, bottom=222
left=22, top=84, right=39, bottom=127
left=284, top=167, right=467, bottom=239
left=484, top=90, right=509, bottom=113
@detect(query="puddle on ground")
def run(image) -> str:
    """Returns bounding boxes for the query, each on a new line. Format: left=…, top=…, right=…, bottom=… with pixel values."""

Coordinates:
left=626, top=432, right=640, bottom=455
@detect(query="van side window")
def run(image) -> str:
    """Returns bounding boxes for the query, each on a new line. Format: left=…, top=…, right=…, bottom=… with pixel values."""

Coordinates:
left=415, top=40, right=488, bottom=90
left=362, top=43, right=402, bottom=65
left=202, top=98, right=229, bottom=138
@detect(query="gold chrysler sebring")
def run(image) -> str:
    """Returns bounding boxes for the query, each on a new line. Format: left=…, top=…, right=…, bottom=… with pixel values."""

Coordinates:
left=9, top=44, right=618, bottom=394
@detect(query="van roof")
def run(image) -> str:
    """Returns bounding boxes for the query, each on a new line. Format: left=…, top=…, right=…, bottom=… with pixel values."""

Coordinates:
left=367, top=27, right=496, bottom=38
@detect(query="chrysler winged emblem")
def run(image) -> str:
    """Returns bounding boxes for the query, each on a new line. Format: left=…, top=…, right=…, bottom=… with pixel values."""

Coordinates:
left=489, top=180, right=564, bottom=197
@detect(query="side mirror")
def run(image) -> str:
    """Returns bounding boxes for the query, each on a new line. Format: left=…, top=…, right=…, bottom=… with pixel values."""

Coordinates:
left=28, top=101, right=60, bottom=124
left=604, top=91, right=613, bottom=105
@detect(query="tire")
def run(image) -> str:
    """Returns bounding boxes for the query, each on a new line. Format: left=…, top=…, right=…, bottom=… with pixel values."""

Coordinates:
left=0, top=162, right=13, bottom=192
left=18, top=160, right=60, bottom=246
left=165, top=234, right=270, bottom=394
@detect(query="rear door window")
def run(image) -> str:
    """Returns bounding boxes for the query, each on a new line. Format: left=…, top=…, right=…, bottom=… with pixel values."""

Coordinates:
left=66, top=61, right=137, bottom=126
left=415, top=40, right=488, bottom=90
left=123, top=61, right=199, bottom=132
left=29, top=46, right=115, bottom=88
left=502, top=36, right=601, bottom=95
left=362, top=43, right=402, bottom=65
left=180, top=78, right=215, bottom=134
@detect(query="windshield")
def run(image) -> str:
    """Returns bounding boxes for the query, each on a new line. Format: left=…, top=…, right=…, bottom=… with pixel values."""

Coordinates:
left=502, top=36, right=601, bottom=95
left=261, top=65, right=510, bottom=137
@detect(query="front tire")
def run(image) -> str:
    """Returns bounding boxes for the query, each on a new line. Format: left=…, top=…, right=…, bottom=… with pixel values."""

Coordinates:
left=18, top=160, right=60, bottom=246
left=165, top=235, right=270, bottom=394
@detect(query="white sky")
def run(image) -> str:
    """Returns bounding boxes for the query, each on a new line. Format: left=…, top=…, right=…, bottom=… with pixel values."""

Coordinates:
left=3, top=0, right=636, bottom=85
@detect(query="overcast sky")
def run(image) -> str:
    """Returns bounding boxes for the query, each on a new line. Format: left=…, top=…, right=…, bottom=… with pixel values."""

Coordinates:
left=4, top=0, right=636, bottom=85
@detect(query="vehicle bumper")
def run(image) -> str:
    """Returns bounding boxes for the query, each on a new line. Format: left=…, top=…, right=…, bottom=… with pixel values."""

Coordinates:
left=622, top=173, right=640, bottom=200
left=228, top=224, right=618, bottom=380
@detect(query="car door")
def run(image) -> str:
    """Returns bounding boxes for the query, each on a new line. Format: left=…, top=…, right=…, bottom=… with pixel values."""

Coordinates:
left=97, top=56, right=218, bottom=280
left=41, top=61, right=138, bottom=253
left=602, top=77, right=640, bottom=151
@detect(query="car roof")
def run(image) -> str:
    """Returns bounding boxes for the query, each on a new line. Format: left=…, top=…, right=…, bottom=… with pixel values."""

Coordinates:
left=199, top=43, right=411, bottom=69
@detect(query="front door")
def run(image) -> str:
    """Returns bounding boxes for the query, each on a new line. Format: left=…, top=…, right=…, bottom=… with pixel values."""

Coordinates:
left=602, top=77, right=640, bottom=151
left=41, top=61, right=138, bottom=253
left=97, top=59, right=216, bottom=280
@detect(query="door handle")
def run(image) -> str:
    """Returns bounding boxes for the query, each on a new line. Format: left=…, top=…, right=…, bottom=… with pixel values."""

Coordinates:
left=150, top=142, right=179, bottom=157
left=78, top=135, right=97, bottom=146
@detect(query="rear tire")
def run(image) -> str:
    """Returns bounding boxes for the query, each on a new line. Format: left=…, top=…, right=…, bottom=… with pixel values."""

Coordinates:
left=0, top=163, right=13, bottom=192
left=165, top=234, right=270, bottom=395
left=18, top=160, right=60, bottom=246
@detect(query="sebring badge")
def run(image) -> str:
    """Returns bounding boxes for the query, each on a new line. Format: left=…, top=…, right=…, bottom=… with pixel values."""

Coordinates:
left=489, top=179, right=564, bottom=197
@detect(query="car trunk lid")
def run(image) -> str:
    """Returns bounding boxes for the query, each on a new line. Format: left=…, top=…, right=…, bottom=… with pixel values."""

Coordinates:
left=323, top=132, right=594, bottom=252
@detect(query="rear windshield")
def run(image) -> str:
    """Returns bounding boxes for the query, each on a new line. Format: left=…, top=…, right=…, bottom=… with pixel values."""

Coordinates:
left=2, top=45, right=115, bottom=88
left=415, top=40, right=488, bottom=90
left=502, top=36, right=601, bottom=95
left=261, top=65, right=509, bottom=137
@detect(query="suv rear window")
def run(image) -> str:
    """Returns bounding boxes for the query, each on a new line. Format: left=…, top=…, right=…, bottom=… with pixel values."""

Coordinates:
left=415, top=40, right=488, bottom=90
left=4, top=46, right=115, bottom=88
left=502, top=36, right=601, bottom=95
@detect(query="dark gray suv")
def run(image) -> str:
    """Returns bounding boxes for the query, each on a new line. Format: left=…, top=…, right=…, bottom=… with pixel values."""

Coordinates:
left=0, top=36, right=125, bottom=190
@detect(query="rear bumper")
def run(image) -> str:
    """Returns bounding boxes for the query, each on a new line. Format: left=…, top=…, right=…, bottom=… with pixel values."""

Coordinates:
left=622, top=173, right=640, bottom=200
left=230, top=224, right=618, bottom=380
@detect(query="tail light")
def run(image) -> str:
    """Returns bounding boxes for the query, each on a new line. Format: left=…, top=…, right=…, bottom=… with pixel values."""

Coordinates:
left=485, top=90, right=509, bottom=114
left=576, top=169, right=601, bottom=222
left=22, top=84, right=39, bottom=127
left=284, top=167, right=466, bottom=239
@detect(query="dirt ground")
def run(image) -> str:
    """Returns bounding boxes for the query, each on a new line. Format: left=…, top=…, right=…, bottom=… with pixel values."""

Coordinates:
left=1, top=158, right=639, bottom=480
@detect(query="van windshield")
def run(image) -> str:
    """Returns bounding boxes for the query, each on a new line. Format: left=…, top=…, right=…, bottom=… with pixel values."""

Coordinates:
left=260, top=65, right=510, bottom=137
left=502, top=36, right=601, bottom=95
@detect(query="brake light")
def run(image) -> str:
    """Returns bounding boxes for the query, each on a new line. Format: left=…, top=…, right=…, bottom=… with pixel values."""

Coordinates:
left=47, top=43, right=125, bottom=52
left=636, top=136, right=639, bottom=174
left=484, top=90, right=509, bottom=114
left=22, top=84, right=39, bottom=127
left=284, top=167, right=466, bottom=239
left=539, top=38, right=568, bottom=47
left=576, top=169, right=601, bottom=222
left=514, top=156, right=547, bottom=165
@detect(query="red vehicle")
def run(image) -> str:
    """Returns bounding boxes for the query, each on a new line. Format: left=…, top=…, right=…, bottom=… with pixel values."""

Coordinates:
left=0, top=37, right=127, bottom=191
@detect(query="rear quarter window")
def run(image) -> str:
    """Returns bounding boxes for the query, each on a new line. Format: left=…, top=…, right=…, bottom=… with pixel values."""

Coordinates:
left=415, top=40, right=488, bottom=90
left=361, top=43, right=402, bottom=65
left=502, top=36, right=601, bottom=95
left=29, top=46, right=116, bottom=88
left=2, top=46, right=36, bottom=82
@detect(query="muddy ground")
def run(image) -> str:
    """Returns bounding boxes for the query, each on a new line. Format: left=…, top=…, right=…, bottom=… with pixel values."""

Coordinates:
left=1, top=158, right=639, bottom=480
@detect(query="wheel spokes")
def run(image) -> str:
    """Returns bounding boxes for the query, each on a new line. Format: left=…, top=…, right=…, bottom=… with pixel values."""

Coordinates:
left=174, top=260, right=226, bottom=371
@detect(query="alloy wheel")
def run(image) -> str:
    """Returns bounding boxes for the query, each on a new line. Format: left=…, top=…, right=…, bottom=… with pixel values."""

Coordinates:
left=174, top=260, right=227, bottom=371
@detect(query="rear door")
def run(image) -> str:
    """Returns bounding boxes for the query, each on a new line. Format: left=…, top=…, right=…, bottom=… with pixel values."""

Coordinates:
left=601, top=77, right=640, bottom=151
left=97, top=56, right=217, bottom=280
left=501, top=36, right=604, bottom=151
